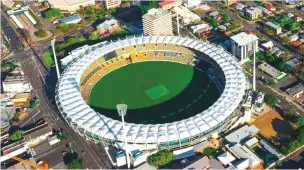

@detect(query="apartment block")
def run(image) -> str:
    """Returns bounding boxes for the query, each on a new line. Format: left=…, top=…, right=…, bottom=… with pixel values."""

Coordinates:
left=142, top=8, right=173, bottom=36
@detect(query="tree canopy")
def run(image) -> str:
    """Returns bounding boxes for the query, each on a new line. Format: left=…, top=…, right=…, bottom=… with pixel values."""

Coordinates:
left=43, top=8, right=62, bottom=19
left=223, top=13, right=230, bottom=23
left=296, top=117, right=304, bottom=127
left=68, top=157, right=84, bottom=169
left=147, top=150, right=174, bottom=167
left=265, top=94, right=278, bottom=107
left=9, top=130, right=24, bottom=141
left=285, top=107, right=297, bottom=116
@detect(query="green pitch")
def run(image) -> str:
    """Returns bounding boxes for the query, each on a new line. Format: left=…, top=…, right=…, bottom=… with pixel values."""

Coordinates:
left=145, top=84, right=170, bottom=100
left=89, top=61, right=219, bottom=124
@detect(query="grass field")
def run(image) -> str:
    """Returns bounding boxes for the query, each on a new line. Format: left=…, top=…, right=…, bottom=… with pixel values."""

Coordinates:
left=89, top=61, right=219, bottom=124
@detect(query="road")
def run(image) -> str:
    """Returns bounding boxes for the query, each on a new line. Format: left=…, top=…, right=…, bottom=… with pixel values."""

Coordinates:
left=18, top=57, right=112, bottom=169
left=1, top=12, right=22, bottom=53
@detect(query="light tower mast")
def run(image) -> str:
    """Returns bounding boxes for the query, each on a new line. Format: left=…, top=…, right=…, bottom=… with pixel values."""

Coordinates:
left=51, top=39, right=61, bottom=79
left=252, top=41, right=256, bottom=92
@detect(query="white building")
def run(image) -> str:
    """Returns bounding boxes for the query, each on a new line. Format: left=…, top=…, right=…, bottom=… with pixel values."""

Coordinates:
left=2, top=76, right=32, bottom=93
left=265, top=22, right=282, bottom=35
left=104, top=0, right=121, bottom=9
left=142, top=8, right=173, bottom=36
left=47, top=0, right=95, bottom=13
left=172, top=6, right=201, bottom=26
left=230, top=32, right=258, bottom=63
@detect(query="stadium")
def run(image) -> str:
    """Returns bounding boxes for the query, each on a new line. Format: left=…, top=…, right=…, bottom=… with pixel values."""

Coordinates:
left=55, top=35, right=248, bottom=149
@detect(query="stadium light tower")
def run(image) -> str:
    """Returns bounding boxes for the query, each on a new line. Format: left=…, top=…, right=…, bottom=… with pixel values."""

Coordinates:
left=116, top=104, right=130, bottom=168
left=252, top=41, right=256, bottom=92
left=51, top=39, right=61, bottom=79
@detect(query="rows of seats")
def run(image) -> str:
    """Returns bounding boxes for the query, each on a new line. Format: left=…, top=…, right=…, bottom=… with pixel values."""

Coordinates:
left=114, top=43, right=195, bottom=57
left=80, top=56, right=131, bottom=101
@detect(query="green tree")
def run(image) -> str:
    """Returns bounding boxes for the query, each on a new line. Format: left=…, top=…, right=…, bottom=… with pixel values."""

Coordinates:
left=263, top=27, right=274, bottom=35
left=57, top=133, right=68, bottom=140
left=148, top=150, right=174, bottom=167
left=267, top=79, right=276, bottom=87
left=223, top=13, right=230, bottom=23
left=68, top=157, right=84, bottom=169
left=285, top=107, right=297, bottom=116
left=282, top=36, right=290, bottom=44
left=265, top=94, right=278, bottom=107
left=210, top=18, right=218, bottom=28
left=296, top=117, right=304, bottom=127
left=300, top=72, right=304, bottom=79
left=9, top=130, right=24, bottom=141
left=43, top=8, right=62, bottom=19
left=300, top=46, right=304, bottom=55
left=42, top=51, right=54, bottom=68
left=35, top=29, right=48, bottom=38
left=88, top=31, right=99, bottom=41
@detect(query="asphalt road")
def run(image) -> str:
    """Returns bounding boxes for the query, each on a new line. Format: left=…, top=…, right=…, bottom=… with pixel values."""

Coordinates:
left=1, top=12, right=22, bottom=53
left=19, top=58, right=112, bottom=169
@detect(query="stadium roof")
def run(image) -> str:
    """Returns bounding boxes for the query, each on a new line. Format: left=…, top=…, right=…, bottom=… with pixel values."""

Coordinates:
left=55, top=35, right=247, bottom=144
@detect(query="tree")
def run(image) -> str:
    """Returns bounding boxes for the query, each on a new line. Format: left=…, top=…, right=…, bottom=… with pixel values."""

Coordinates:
left=68, top=157, right=84, bottom=169
left=300, top=46, right=304, bottom=55
left=223, top=13, right=230, bottom=23
left=9, top=130, right=24, bottom=141
left=88, top=31, right=99, bottom=41
left=265, top=94, right=278, bottom=107
left=35, top=29, right=48, bottom=38
left=210, top=18, right=218, bottom=28
left=43, top=1, right=49, bottom=8
left=42, top=51, right=54, bottom=68
left=43, top=8, right=62, bottom=19
left=263, top=27, right=274, bottom=36
left=285, top=107, right=297, bottom=116
left=148, top=150, right=174, bottom=167
left=300, top=72, right=304, bottom=79
left=282, top=36, right=290, bottom=44
left=57, top=133, right=68, bottom=140
left=267, top=79, right=276, bottom=87
left=296, top=117, right=304, bottom=127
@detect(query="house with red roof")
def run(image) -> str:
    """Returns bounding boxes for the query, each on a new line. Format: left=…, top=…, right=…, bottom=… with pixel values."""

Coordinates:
left=158, top=0, right=182, bottom=10
left=292, top=40, right=302, bottom=47
left=264, top=2, right=275, bottom=11
left=293, top=16, right=302, bottom=22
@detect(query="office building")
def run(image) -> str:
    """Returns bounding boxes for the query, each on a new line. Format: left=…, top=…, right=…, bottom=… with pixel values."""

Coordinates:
left=104, top=0, right=121, bottom=9
left=142, top=8, right=173, bottom=36
left=2, top=76, right=32, bottom=93
left=230, top=32, right=258, bottom=63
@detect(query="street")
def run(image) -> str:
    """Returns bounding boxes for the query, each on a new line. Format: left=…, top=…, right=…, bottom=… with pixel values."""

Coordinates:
left=19, top=57, right=112, bottom=169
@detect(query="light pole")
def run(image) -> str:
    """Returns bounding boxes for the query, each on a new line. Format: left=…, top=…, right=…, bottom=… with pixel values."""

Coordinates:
left=51, top=39, right=61, bottom=79
left=116, top=104, right=130, bottom=168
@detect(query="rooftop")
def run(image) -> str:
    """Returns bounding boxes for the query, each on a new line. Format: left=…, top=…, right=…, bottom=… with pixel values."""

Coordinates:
left=158, top=0, right=175, bottom=7
left=225, top=125, right=259, bottom=144
left=286, top=57, right=302, bottom=67
left=56, top=15, right=81, bottom=23
left=183, top=156, right=224, bottom=170
left=143, top=8, right=170, bottom=21
left=3, top=76, right=28, bottom=84
left=47, top=0, right=94, bottom=7
left=13, top=93, right=30, bottom=99
left=228, top=144, right=262, bottom=168
left=258, top=62, right=286, bottom=79
left=266, top=22, right=282, bottom=29
left=286, top=83, right=304, bottom=96
left=23, top=124, right=52, bottom=141
left=230, top=32, right=258, bottom=46
left=97, top=19, right=119, bottom=30
left=217, top=151, right=236, bottom=165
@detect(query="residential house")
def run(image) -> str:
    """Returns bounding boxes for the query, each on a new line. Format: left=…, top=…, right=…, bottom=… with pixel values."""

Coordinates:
left=191, top=23, right=211, bottom=37
left=245, top=7, right=262, bottom=20
left=172, top=6, right=200, bottom=25
left=234, top=3, right=245, bottom=11
left=96, top=19, right=120, bottom=35
left=258, top=62, right=287, bottom=80
left=1, top=106, right=16, bottom=129
left=158, top=0, right=182, bottom=10
left=261, top=41, right=274, bottom=50
left=209, top=10, right=219, bottom=17
left=293, top=16, right=302, bottom=22
left=286, top=83, right=304, bottom=98
left=217, top=151, right=236, bottom=166
left=289, top=34, right=299, bottom=42
left=264, top=2, right=275, bottom=11
left=285, top=57, right=302, bottom=72
left=223, top=0, right=238, bottom=6
left=265, top=22, right=282, bottom=35
left=182, top=156, right=225, bottom=170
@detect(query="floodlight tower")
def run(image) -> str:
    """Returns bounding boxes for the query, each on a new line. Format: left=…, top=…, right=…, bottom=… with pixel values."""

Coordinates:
left=116, top=104, right=130, bottom=168
left=51, top=39, right=61, bottom=79
left=252, top=41, right=256, bottom=92
left=177, top=13, right=180, bottom=35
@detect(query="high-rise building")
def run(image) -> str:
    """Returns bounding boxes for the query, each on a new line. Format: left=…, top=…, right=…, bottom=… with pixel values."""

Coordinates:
left=104, top=0, right=121, bottom=9
left=142, top=8, right=173, bottom=36
left=230, top=32, right=258, bottom=63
